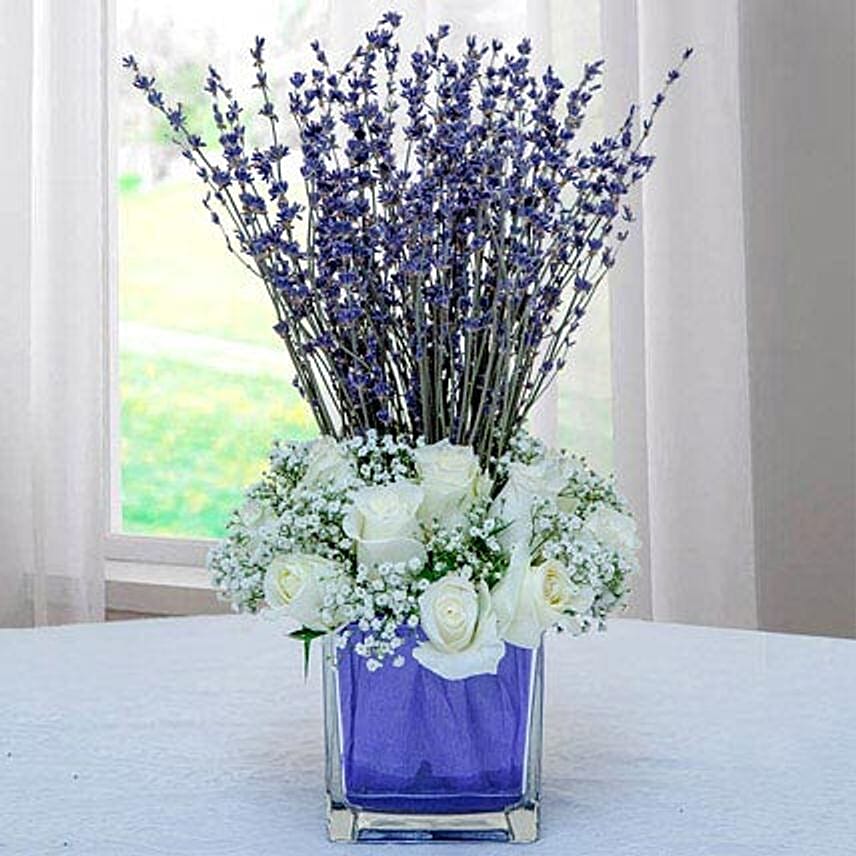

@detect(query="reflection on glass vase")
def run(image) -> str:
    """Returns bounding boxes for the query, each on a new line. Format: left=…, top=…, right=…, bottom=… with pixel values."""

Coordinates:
left=323, top=630, right=543, bottom=843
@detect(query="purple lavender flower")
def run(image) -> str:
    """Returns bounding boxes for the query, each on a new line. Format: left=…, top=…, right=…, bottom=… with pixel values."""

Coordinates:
left=125, top=16, right=690, bottom=463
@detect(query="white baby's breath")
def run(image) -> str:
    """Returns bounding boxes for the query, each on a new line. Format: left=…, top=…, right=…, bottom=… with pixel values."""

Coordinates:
left=206, top=431, right=639, bottom=677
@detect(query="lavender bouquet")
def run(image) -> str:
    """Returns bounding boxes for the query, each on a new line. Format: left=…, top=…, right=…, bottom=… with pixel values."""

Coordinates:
left=126, top=14, right=687, bottom=843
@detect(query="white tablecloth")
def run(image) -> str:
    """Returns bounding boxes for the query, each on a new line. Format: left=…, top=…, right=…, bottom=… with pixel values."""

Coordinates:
left=1, top=614, right=853, bottom=855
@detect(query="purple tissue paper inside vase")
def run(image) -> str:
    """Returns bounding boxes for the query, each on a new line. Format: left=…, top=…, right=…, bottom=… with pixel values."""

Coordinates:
left=336, top=632, right=534, bottom=814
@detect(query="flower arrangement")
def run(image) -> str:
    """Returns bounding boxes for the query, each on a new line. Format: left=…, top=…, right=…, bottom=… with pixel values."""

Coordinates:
left=125, top=14, right=687, bottom=679
left=208, top=430, right=637, bottom=678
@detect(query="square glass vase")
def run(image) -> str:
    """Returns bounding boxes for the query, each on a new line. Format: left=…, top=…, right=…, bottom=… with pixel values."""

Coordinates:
left=323, top=631, right=543, bottom=843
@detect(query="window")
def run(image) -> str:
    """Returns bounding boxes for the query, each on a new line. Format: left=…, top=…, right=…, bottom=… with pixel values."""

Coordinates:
left=113, top=0, right=610, bottom=551
left=117, top=2, right=323, bottom=540
left=548, top=3, right=612, bottom=473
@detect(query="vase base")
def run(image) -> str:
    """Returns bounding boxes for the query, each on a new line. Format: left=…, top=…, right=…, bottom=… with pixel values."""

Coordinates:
left=326, top=797, right=540, bottom=844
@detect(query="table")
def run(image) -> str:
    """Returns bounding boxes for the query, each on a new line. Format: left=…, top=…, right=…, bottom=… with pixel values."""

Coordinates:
left=1, top=614, right=854, bottom=855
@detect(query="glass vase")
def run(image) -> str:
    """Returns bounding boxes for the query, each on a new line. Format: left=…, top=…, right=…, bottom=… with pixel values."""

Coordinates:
left=323, top=630, right=543, bottom=843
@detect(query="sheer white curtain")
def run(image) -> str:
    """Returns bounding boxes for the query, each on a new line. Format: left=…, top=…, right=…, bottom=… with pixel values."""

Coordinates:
left=603, top=0, right=757, bottom=628
left=606, top=0, right=856, bottom=636
left=0, top=0, right=106, bottom=626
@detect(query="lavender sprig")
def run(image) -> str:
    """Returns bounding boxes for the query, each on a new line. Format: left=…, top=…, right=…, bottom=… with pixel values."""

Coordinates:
left=123, top=16, right=690, bottom=467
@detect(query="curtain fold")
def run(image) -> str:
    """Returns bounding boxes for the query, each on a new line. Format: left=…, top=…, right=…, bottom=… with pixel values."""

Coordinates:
left=0, top=0, right=105, bottom=627
left=0, top=1, right=37, bottom=627
left=640, top=0, right=757, bottom=629
left=601, top=0, right=653, bottom=619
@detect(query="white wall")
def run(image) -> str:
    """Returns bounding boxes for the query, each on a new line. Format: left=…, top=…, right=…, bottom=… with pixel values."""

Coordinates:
left=740, top=0, right=856, bottom=637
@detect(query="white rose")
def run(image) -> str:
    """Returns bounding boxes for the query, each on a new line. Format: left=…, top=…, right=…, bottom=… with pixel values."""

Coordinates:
left=414, top=440, right=490, bottom=526
left=263, top=552, right=338, bottom=631
left=490, top=451, right=571, bottom=550
left=238, top=497, right=274, bottom=528
left=542, top=559, right=595, bottom=616
left=342, top=480, right=426, bottom=567
left=413, top=576, right=506, bottom=680
left=298, top=435, right=354, bottom=489
left=492, top=548, right=594, bottom=648
left=238, top=498, right=280, bottom=557
left=583, top=506, right=639, bottom=558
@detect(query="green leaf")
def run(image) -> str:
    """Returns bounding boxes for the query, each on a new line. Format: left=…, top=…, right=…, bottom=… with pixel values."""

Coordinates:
left=288, top=627, right=327, bottom=679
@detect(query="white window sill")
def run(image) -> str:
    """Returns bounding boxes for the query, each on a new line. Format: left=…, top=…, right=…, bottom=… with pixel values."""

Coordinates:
left=105, top=560, right=230, bottom=618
